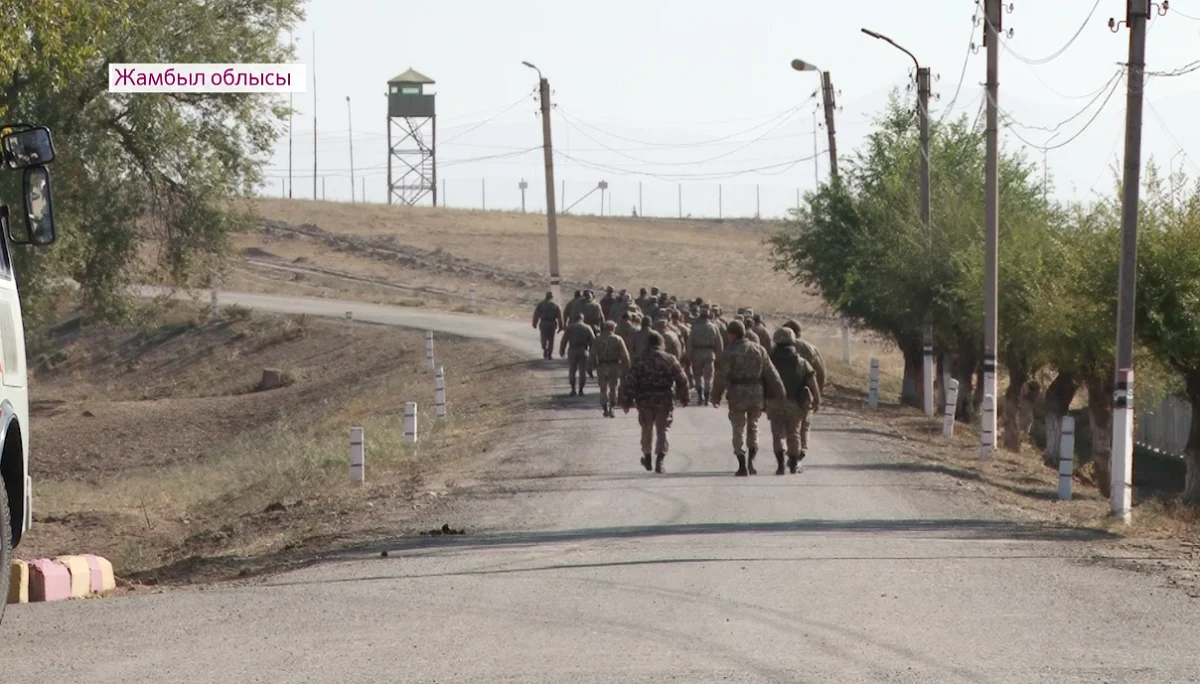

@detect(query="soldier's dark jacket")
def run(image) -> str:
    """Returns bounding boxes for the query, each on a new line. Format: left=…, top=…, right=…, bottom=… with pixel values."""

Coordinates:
left=559, top=320, right=595, bottom=354
left=621, top=349, right=689, bottom=410
left=533, top=300, right=562, bottom=327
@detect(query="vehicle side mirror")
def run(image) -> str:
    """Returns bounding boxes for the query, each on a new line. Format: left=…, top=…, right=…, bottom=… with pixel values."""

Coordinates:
left=8, top=165, right=56, bottom=246
left=1, top=126, right=55, bottom=169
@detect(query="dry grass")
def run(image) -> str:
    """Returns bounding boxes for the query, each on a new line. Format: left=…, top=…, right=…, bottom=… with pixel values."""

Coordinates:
left=20, top=301, right=532, bottom=585
left=244, top=198, right=825, bottom=318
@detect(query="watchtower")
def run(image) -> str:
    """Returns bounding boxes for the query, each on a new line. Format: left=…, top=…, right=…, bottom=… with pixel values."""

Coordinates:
left=387, top=68, right=436, bottom=206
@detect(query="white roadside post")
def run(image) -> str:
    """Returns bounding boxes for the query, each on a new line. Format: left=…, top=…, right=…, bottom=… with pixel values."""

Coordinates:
left=210, top=274, right=221, bottom=319
left=841, top=317, right=851, bottom=365
left=349, top=427, right=365, bottom=484
left=1111, top=369, right=1134, bottom=522
left=979, top=394, right=996, bottom=460
left=434, top=365, right=447, bottom=419
left=1058, top=415, right=1075, bottom=501
left=404, top=402, right=418, bottom=444
left=345, top=310, right=353, bottom=335
left=468, top=284, right=477, bottom=313
left=942, top=378, right=959, bottom=438
left=425, top=331, right=435, bottom=371
left=868, top=359, right=880, bottom=410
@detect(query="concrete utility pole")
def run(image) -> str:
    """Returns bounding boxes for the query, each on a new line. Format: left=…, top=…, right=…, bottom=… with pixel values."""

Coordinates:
left=523, top=61, right=562, bottom=302
left=981, top=0, right=1001, bottom=457
left=346, top=96, right=355, bottom=204
left=792, top=58, right=848, bottom=361
left=861, top=29, right=934, bottom=416
left=1110, top=0, right=1152, bottom=523
left=519, top=179, right=528, bottom=212
left=917, top=66, right=934, bottom=420
left=289, top=30, right=295, bottom=199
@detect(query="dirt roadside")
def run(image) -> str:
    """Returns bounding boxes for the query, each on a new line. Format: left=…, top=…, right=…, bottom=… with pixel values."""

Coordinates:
left=18, top=301, right=537, bottom=588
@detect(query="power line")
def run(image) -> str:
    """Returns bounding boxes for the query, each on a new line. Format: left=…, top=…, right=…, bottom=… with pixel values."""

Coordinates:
left=994, top=0, right=1100, bottom=66
left=937, top=6, right=983, bottom=126
left=1146, top=60, right=1200, bottom=78
left=555, top=99, right=813, bottom=168
left=1143, top=97, right=1200, bottom=176
left=1000, top=73, right=1123, bottom=152
left=998, top=69, right=1123, bottom=134
left=554, top=150, right=823, bottom=182
left=554, top=100, right=815, bottom=149
left=439, top=90, right=535, bottom=144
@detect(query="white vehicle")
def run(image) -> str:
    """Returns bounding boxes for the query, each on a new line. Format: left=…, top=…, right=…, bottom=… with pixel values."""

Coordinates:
left=0, top=125, right=58, bottom=624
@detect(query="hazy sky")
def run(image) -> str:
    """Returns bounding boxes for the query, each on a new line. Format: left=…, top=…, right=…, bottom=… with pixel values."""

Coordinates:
left=264, top=0, right=1200, bottom=218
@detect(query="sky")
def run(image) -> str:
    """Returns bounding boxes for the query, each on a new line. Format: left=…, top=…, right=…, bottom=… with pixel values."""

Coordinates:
left=262, top=0, right=1200, bottom=218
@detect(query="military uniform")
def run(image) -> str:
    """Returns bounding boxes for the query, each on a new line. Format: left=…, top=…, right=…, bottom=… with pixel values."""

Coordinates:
left=672, top=313, right=694, bottom=389
left=532, top=297, right=563, bottom=360
left=767, top=327, right=820, bottom=474
left=559, top=318, right=595, bottom=396
left=782, top=319, right=827, bottom=393
left=752, top=316, right=773, bottom=355
left=589, top=327, right=632, bottom=417
left=599, top=290, right=617, bottom=321
left=615, top=317, right=639, bottom=349
left=687, top=315, right=724, bottom=404
left=653, top=321, right=684, bottom=363
left=620, top=338, right=689, bottom=473
left=563, top=294, right=584, bottom=325
left=580, top=297, right=605, bottom=333
left=711, top=328, right=786, bottom=476
left=630, top=322, right=654, bottom=359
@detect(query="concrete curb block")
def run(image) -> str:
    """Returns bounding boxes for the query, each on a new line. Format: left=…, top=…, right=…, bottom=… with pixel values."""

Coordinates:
left=83, top=554, right=116, bottom=593
left=7, top=560, right=29, bottom=604
left=54, top=555, right=92, bottom=599
left=28, top=558, right=71, bottom=602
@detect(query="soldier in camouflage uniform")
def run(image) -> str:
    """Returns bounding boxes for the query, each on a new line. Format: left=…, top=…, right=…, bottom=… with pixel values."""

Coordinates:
left=580, top=290, right=605, bottom=334
left=559, top=313, right=596, bottom=396
left=687, top=308, right=723, bottom=404
left=615, top=312, right=639, bottom=350
left=599, top=286, right=617, bottom=322
left=589, top=320, right=632, bottom=417
left=630, top=315, right=653, bottom=358
left=712, top=305, right=729, bottom=335
left=671, top=309, right=694, bottom=389
left=767, top=327, right=821, bottom=474
left=653, top=318, right=684, bottom=364
left=711, top=320, right=786, bottom=476
left=742, top=316, right=762, bottom=346
left=620, top=330, right=690, bottom=474
left=563, top=290, right=583, bottom=324
left=781, top=319, right=827, bottom=393
left=751, top=313, right=773, bottom=355
left=635, top=288, right=652, bottom=313
left=532, top=291, right=563, bottom=360
left=643, top=293, right=660, bottom=324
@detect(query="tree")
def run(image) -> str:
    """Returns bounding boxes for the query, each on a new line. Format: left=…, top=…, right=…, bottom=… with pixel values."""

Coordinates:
left=0, top=0, right=302, bottom=327
left=1135, top=165, right=1200, bottom=502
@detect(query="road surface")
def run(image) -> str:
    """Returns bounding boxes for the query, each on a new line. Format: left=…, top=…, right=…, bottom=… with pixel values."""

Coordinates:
left=7, top=291, right=1200, bottom=683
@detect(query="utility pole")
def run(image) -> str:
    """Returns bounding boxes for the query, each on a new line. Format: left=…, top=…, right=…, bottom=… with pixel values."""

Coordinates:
left=812, top=109, right=819, bottom=187
left=312, top=31, right=318, bottom=201
left=288, top=30, right=295, bottom=199
left=1110, top=0, right=1152, bottom=523
left=519, top=179, right=528, bottom=212
left=917, top=66, right=934, bottom=419
left=820, top=71, right=839, bottom=177
left=346, top=96, right=355, bottom=204
left=524, top=62, right=562, bottom=302
left=981, top=0, right=1001, bottom=454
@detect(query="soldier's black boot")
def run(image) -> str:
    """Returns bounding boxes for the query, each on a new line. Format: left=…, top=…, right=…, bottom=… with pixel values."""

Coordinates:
left=569, top=381, right=577, bottom=397
left=787, top=453, right=800, bottom=474
left=655, top=454, right=665, bottom=474
left=747, top=447, right=758, bottom=475
left=735, top=454, right=748, bottom=477
left=641, top=453, right=653, bottom=472
left=775, top=451, right=786, bottom=476
left=579, top=377, right=586, bottom=395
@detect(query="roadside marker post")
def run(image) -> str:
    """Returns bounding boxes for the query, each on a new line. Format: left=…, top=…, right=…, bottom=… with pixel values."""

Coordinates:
left=1058, top=415, right=1075, bottom=501
left=434, top=366, right=447, bottom=419
left=980, top=395, right=996, bottom=460
left=868, top=359, right=879, bottom=410
left=404, top=402, right=418, bottom=444
left=943, top=379, right=959, bottom=438
left=425, top=331, right=435, bottom=371
left=349, top=427, right=365, bottom=484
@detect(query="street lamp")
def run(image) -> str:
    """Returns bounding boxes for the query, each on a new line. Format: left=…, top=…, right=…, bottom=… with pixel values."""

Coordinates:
left=862, top=26, right=936, bottom=419
left=523, top=60, right=562, bottom=302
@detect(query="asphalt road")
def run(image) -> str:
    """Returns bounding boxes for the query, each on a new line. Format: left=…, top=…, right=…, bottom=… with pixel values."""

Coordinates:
left=6, top=291, right=1200, bottom=683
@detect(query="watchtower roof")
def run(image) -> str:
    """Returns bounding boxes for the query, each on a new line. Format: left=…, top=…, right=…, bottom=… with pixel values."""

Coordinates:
left=388, top=68, right=434, bottom=85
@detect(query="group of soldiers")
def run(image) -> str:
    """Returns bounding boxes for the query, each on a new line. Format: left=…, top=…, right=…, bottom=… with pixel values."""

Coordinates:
left=532, top=286, right=827, bottom=477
